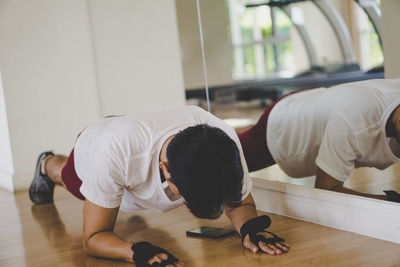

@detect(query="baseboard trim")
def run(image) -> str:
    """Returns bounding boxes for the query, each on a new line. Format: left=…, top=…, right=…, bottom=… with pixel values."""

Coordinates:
left=251, top=177, right=400, bottom=244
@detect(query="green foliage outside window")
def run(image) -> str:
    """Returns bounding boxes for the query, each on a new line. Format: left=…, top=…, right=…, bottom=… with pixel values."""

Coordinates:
left=235, top=6, right=293, bottom=77
left=230, top=0, right=383, bottom=79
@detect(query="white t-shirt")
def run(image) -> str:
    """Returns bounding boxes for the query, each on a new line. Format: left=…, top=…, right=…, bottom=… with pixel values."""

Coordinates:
left=267, top=79, right=400, bottom=182
left=74, top=106, right=252, bottom=211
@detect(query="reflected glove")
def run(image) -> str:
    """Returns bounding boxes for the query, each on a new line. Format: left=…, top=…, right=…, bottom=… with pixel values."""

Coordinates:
left=131, top=241, right=179, bottom=267
left=384, top=190, right=400, bottom=203
left=240, top=215, right=284, bottom=247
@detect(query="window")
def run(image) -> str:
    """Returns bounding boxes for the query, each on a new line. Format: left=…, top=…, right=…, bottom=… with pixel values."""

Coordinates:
left=228, top=0, right=295, bottom=79
left=227, top=0, right=383, bottom=80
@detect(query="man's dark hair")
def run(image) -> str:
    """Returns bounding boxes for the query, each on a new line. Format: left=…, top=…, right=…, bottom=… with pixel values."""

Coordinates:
left=167, top=124, right=244, bottom=219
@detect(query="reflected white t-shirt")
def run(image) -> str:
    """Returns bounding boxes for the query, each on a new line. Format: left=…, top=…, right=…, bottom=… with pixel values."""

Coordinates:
left=74, top=106, right=252, bottom=211
left=267, top=79, right=400, bottom=181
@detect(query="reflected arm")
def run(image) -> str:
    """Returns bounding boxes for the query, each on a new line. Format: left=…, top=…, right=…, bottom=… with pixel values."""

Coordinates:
left=315, top=167, right=386, bottom=200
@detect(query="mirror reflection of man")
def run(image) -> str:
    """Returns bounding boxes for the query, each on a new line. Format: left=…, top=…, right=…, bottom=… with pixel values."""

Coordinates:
left=29, top=106, right=289, bottom=267
left=239, top=79, right=400, bottom=202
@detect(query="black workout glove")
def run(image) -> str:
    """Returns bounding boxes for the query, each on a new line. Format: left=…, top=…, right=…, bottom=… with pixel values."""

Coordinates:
left=131, top=241, right=179, bottom=267
left=240, top=215, right=284, bottom=248
left=384, top=190, right=400, bottom=203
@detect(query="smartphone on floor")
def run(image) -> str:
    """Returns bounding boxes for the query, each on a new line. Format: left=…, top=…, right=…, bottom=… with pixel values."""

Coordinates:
left=186, top=226, right=234, bottom=239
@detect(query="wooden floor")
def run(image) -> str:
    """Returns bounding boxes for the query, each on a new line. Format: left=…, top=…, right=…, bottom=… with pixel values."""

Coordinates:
left=2, top=185, right=400, bottom=267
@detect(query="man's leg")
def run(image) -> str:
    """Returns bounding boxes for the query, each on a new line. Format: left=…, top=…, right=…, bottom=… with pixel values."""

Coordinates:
left=30, top=150, right=85, bottom=204
left=238, top=99, right=284, bottom=172
left=238, top=109, right=274, bottom=172
left=41, top=154, right=68, bottom=186
left=239, top=91, right=300, bottom=172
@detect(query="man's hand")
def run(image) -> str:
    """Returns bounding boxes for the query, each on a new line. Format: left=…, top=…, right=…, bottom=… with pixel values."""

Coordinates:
left=147, top=253, right=184, bottom=267
left=384, top=190, right=400, bottom=203
left=240, top=215, right=289, bottom=255
left=132, top=241, right=184, bottom=267
left=224, top=194, right=290, bottom=255
left=242, top=231, right=289, bottom=254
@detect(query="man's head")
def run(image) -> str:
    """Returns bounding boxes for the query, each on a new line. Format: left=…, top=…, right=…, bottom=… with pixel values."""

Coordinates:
left=164, top=124, right=243, bottom=219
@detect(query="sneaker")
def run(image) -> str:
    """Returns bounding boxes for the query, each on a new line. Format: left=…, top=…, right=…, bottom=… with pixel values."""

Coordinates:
left=29, top=151, right=55, bottom=205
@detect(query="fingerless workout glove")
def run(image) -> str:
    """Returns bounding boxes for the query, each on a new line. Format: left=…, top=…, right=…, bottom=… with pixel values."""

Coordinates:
left=131, top=241, right=178, bottom=267
left=240, top=215, right=284, bottom=247
left=384, top=190, right=400, bottom=203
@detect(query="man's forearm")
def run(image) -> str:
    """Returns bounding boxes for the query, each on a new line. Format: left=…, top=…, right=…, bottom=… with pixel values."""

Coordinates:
left=85, top=231, right=134, bottom=262
left=331, top=185, right=386, bottom=200
left=225, top=194, right=258, bottom=233
left=315, top=167, right=386, bottom=200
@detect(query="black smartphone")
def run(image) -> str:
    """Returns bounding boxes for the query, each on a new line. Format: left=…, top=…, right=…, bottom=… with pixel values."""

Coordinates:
left=186, top=226, right=234, bottom=239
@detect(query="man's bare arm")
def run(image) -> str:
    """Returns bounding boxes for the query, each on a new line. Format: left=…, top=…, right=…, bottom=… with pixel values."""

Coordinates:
left=315, top=167, right=386, bottom=200
left=83, top=199, right=183, bottom=266
left=224, top=193, right=257, bottom=233
left=83, top=199, right=134, bottom=262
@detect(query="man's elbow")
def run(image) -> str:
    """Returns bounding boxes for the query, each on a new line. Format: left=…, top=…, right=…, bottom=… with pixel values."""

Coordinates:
left=315, top=183, right=340, bottom=191
left=82, top=236, right=89, bottom=251
left=82, top=238, right=98, bottom=258
left=82, top=234, right=96, bottom=255
left=315, top=168, right=344, bottom=192
left=315, top=182, right=341, bottom=191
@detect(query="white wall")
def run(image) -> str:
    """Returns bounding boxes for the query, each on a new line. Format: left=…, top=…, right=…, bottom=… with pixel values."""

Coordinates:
left=175, top=0, right=233, bottom=89
left=0, top=71, right=14, bottom=191
left=0, top=0, right=186, bottom=191
left=88, top=0, right=185, bottom=115
left=381, top=0, right=400, bottom=78
left=0, top=0, right=101, bottom=191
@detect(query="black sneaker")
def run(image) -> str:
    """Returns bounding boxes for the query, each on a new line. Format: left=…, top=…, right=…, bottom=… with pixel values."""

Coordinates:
left=29, top=151, right=55, bottom=205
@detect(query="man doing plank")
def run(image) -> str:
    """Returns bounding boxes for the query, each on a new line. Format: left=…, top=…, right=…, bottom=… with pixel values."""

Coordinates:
left=29, top=106, right=289, bottom=267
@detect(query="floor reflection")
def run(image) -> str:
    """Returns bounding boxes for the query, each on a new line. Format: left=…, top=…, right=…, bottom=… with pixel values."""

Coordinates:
left=0, top=190, right=26, bottom=266
left=20, top=194, right=85, bottom=267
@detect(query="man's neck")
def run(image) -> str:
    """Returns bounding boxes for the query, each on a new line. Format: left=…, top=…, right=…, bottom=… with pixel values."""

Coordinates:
left=386, top=115, right=396, bottom=138
left=159, top=135, right=175, bottom=162
left=159, top=134, right=176, bottom=183
left=386, top=105, right=400, bottom=138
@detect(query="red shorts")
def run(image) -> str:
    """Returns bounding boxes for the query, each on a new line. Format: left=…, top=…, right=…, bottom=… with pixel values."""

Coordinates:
left=61, top=149, right=86, bottom=200
left=238, top=91, right=299, bottom=172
